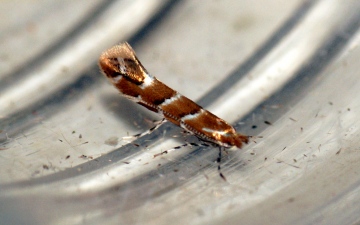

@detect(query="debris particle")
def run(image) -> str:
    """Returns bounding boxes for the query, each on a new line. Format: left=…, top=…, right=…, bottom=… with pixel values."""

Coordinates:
left=264, top=121, right=272, bottom=125
left=104, top=136, right=118, bottom=146
left=79, top=155, right=88, bottom=159
left=336, top=148, right=342, bottom=155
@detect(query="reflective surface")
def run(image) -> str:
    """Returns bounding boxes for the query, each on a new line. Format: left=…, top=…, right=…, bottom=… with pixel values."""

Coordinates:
left=1, top=0, right=360, bottom=224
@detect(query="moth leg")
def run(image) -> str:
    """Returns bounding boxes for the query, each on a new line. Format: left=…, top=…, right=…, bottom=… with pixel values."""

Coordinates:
left=217, top=146, right=227, bottom=181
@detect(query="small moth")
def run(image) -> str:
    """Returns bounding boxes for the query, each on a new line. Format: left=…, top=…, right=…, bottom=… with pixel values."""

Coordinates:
left=99, top=42, right=249, bottom=180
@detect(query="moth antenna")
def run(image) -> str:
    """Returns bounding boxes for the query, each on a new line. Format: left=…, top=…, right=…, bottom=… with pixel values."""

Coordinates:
left=122, top=118, right=166, bottom=141
left=153, top=142, right=210, bottom=158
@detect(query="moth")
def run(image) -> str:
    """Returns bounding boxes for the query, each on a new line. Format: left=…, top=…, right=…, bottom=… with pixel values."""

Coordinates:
left=99, top=42, right=248, bottom=180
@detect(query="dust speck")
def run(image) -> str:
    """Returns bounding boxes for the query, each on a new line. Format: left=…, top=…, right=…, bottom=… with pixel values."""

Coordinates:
left=105, top=136, right=119, bottom=146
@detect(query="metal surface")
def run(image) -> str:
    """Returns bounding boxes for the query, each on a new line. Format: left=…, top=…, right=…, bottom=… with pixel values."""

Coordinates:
left=1, top=0, right=360, bottom=224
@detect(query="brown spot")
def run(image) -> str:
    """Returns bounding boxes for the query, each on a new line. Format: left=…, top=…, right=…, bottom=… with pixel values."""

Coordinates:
left=288, top=197, right=295, bottom=203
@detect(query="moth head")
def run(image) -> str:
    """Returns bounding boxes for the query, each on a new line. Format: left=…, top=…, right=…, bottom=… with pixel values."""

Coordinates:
left=232, top=133, right=249, bottom=148
left=215, top=129, right=249, bottom=149
left=99, top=42, right=147, bottom=85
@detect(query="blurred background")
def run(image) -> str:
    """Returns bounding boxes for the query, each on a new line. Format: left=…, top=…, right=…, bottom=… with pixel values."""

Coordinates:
left=1, top=0, right=360, bottom=224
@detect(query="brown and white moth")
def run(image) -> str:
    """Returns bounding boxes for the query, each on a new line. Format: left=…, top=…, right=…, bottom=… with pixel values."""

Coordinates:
left=99, top=42, right=249, bottom=180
